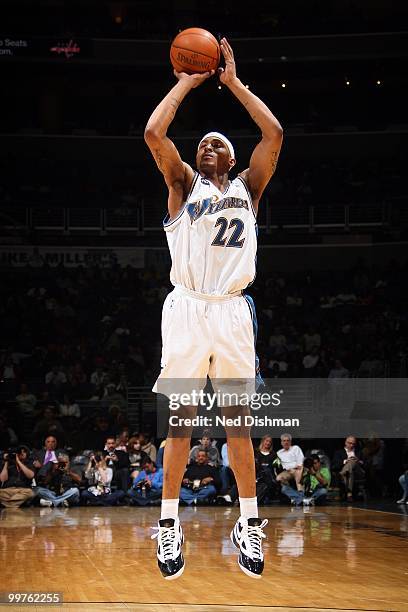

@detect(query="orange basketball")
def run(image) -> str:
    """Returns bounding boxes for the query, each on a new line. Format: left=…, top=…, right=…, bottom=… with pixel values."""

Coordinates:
left=170, top=27, right=220, bottom=75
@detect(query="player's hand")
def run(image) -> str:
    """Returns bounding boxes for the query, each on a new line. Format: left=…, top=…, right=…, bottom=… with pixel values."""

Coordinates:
left=218, top=38, right=237, bottom=86
left=174, top=69, right=215, bottom=88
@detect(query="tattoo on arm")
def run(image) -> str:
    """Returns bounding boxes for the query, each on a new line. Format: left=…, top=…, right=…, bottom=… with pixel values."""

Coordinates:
left=169, top=97, right=181, bottom=119
left=154, top=149, right=163, bottom=171
left=270, top=151, right=279, bottom=174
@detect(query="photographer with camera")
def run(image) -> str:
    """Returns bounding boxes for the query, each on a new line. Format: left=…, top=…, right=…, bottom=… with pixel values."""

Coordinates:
left=281, top=454, right=331, bottom=506
left=81, top=452, right=125, bottom=506
left=0, top=445, right=35, bottom=508
left=35, top=453, right=81, bottom=507
left=127, top=457, right=163, bottom=506
left=102, top=436, right=130, bottom=493
left=180, top=449, right=221, bottom=506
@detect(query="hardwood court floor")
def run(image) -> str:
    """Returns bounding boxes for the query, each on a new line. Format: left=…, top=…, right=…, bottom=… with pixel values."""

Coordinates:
left=0, top=504, right=407, bottom=611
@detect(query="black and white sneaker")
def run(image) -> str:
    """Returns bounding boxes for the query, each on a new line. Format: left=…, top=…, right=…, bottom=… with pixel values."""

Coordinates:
left=230, top=517, right=268, bottom=579
left=151, top=518, right=185, bottom=580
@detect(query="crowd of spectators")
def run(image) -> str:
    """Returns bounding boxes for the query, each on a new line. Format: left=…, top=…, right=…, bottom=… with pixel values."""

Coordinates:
left=0, top=255, right=406, bottom=407
left=1, top=432, right=407, bottom=509
left=1, top=154, right=405, bottom=228
left=0, top=255, right=406, bottom=507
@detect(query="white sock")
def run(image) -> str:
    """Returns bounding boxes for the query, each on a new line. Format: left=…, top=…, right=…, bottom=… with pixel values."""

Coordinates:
left=161, top=498, right=179, bottom=521
left=239, top=496, right=258, bottom=519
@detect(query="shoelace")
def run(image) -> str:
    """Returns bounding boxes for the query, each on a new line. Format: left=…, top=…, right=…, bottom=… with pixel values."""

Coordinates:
left=246, top=519, right=268, bottom=560
left=151, top=525, right=176, bottom=560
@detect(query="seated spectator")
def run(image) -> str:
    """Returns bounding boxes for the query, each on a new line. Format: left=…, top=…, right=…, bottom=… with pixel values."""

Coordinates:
left=139, top=432, right=157, bottom=462
left=218, top=441, right=235, bottom=500
left=0, top=445, right=35, bottom=508
left=362, top=434, right=385, bottom=497
left=128, top=436, right=149, bottom=480
left=0, top=356, right=20, bottom=383
left=108, top=404, right=130, bottom=436
left=35, top=389, right=55, bottom=417
left=189, top=434, right=221, bottom=467
left=81, top=453, right=125, bottom=506
left=357, top=354, right=385, bottom=377
left=332, top=436, right=365, bottom=501
left=334, top=288, right=357, bottom=306
left=58, top=394, right=81, bottom=419
left=85, top=415, right=114, bottom=451
left=115, top=429, right=130, bottom=452
left=15, top=383, right=37, bottom=416
left=35, top=453, right=81, bottom=507
left=276, top=434, right=304, bottom=491
left=102, top=436, right=130, bottom=492
left=67, top=362, right=87, bottom=388
left=303, top=327, right=321, bottom=353
left=281, top=454, right=331, bottom=506
left=103, top=384, right=127, bottom=410
left=302, top=346, right=321, bottom=376
left=32, top=406, right=66, bottom=448
left=180, top=449, right=221, bottom=505
left=45, top=365, right=67, bottom=389
left=90, top=366, right=108, bottom=393
left=328, top=359, right=350, bottom=381
left=33, top=436, right=64, bottom=476
left=267, top=357, right=288, bottom=376
left=127, top=457, right=163, bottom=506
left=269, top=327, right=287, bottom=355
left=255, top=435, right=278, bottom=500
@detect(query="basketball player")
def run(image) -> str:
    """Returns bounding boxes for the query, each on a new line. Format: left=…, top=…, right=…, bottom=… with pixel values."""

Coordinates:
left=145, top=38, right=283, bottom=579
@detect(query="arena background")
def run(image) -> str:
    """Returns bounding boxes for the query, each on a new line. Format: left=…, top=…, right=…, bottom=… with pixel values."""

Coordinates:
left=0, top=2, right=407, bottom=610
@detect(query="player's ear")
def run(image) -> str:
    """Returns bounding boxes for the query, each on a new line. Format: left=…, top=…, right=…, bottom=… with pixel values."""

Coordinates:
left=229, top=158, right=236, bottom=170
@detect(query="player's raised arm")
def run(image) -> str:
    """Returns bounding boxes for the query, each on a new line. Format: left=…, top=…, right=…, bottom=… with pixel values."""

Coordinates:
left=218, top=38, right=283, bottom=209
left=144, top=70, right=214, bottom=218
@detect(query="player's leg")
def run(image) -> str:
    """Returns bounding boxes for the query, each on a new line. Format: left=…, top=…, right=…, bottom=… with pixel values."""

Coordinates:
left=162, top=406, right=196, bottom=502
left=151, top=289, right=210, bottom=579
left=223, top=405, right=267, bottom=579
left=152, top=406, right=196, bottom=580
left=211, top=295, right=268, bottom=578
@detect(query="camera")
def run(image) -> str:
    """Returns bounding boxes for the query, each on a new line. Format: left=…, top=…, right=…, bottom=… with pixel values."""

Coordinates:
left=6, top=449, right=17, bottom=461
left=135, top=479, right=148, bottom=489
left=303, top=457, right=314, bottom=470
left=93, top=453, right=102, bottom=463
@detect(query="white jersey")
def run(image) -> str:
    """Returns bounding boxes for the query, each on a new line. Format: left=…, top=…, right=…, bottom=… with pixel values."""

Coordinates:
left=164, top=172, right=257, bottom=295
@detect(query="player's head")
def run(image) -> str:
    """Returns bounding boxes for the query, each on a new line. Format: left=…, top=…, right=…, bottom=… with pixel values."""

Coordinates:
left=196, top=132, right=236, bottom=175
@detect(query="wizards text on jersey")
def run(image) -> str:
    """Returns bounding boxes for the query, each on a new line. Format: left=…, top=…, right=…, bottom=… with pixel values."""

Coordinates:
left=187, top=195, right=249, bottom=223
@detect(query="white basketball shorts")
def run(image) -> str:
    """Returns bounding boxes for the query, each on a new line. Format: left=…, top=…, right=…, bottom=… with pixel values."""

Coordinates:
left=152, top=285, right=256, bottom=402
